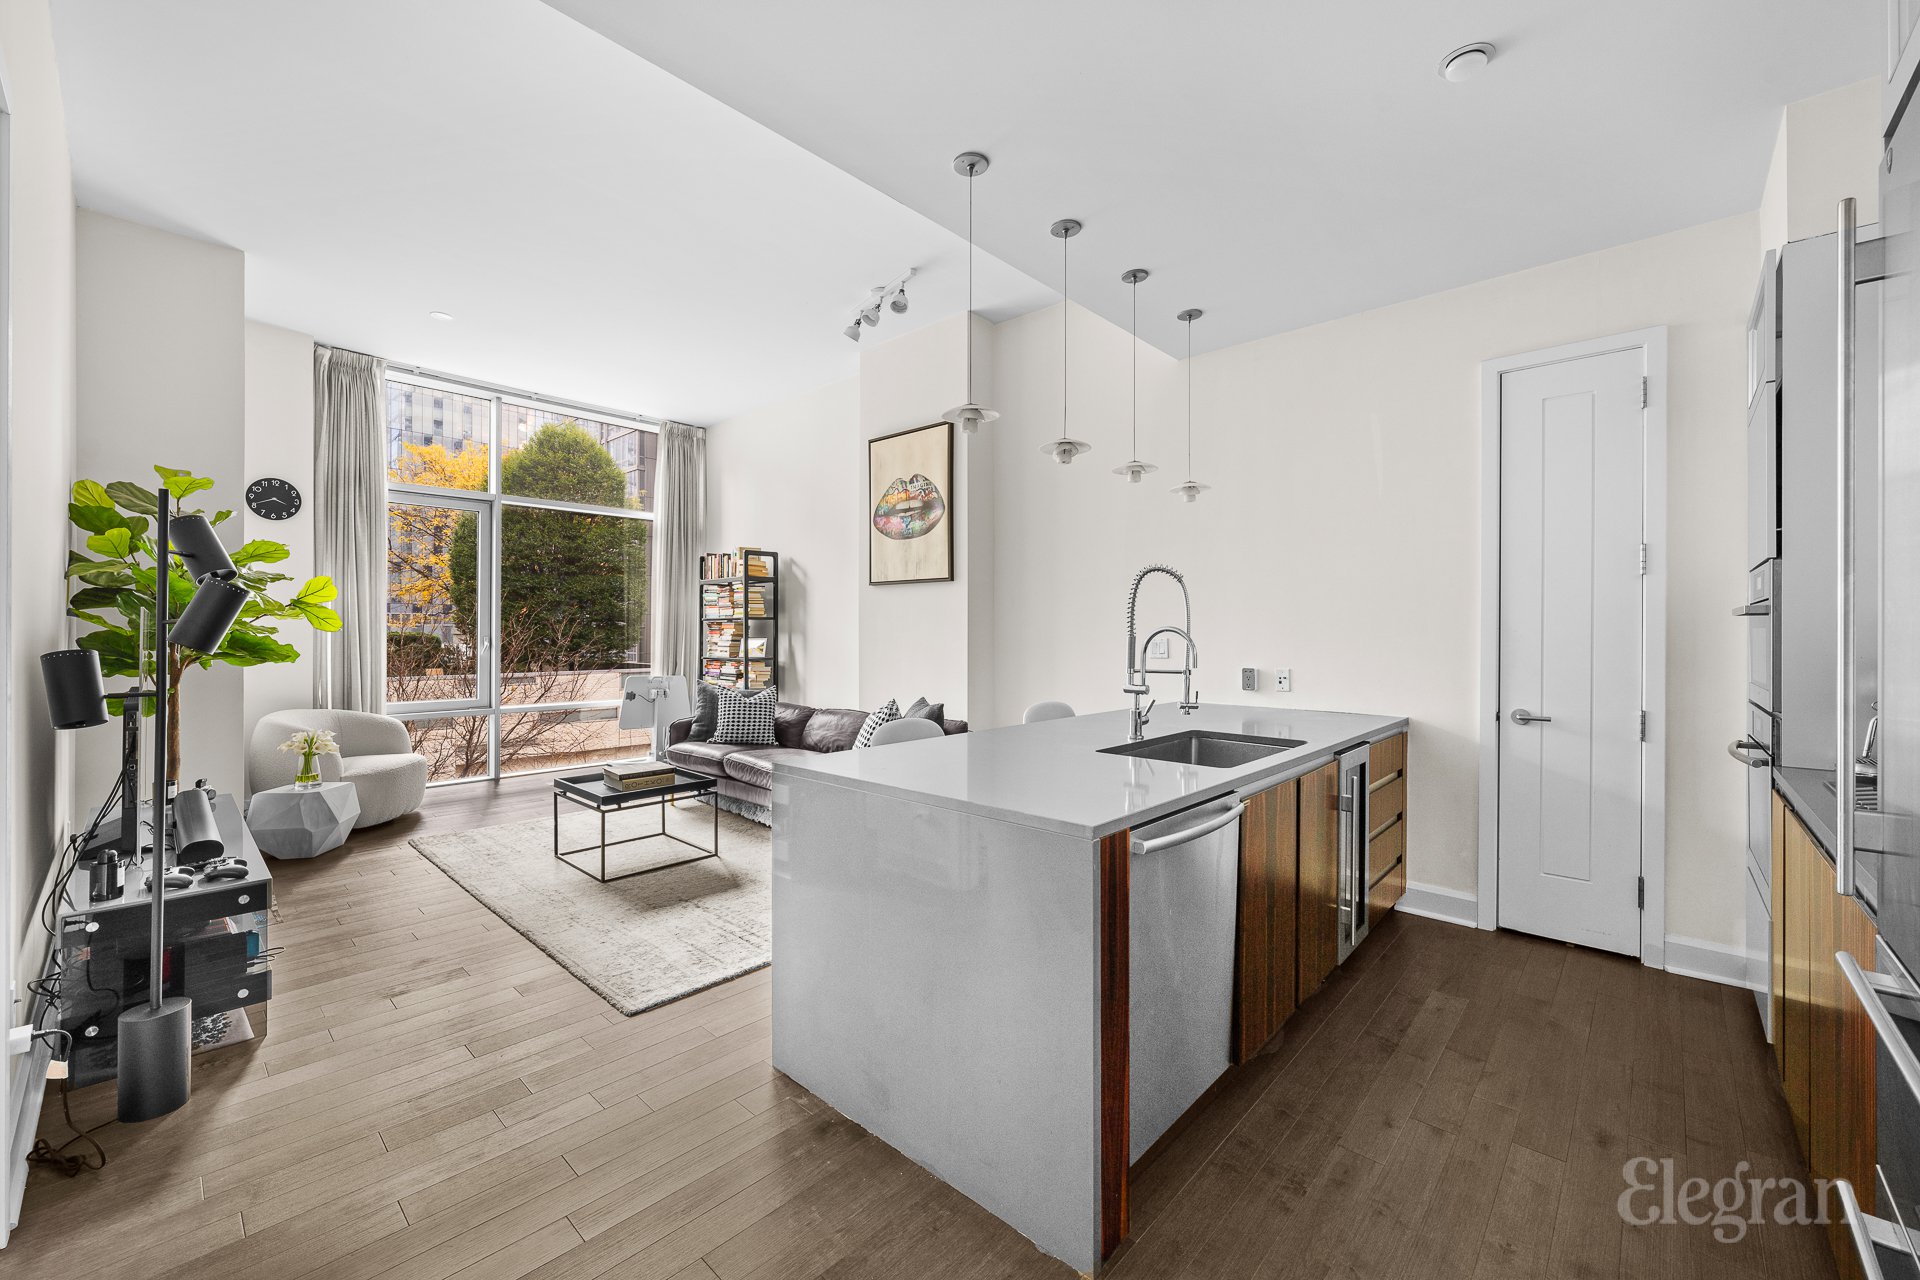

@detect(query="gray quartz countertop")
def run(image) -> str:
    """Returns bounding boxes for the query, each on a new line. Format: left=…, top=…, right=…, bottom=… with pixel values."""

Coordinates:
left=1774, top=764, right=1881, bottom=915
left=773, top=704, right=1408, bottom=840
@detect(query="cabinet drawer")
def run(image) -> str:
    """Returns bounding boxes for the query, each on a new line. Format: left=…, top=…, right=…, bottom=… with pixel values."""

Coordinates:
left=1368, top=775, right=1404, bottom=830
left=1367, top=820, right=1405, bottom=928
left=1368, top=814, right=1404, bottom=884
left=1370, top=733, right=1406, bottom=782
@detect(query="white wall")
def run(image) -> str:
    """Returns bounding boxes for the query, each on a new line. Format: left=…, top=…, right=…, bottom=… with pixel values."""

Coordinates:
left=857, top=312, right=995, bottom=721
left=4, top=0, right=79, bottom=1018
left=242, top=319, right=316, bottom=735
left=708, top=376, right=862, bottom=709
left=1759, top=78, right=1880, bottom=253
left=990, top=214, right=1757, bottom=947
left=74, top=210, right=247, bottom=794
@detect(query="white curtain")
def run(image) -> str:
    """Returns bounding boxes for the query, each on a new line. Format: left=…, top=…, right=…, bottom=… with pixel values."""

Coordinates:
left=651, top=421, right=706, bottom=683
left=312, top=345, right=388, bottom=711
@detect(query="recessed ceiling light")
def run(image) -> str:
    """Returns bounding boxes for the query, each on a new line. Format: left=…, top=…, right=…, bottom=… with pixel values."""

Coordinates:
left=428, top=310, right=453, bottom=321
left=1439, top=42, right=1495, bottom=82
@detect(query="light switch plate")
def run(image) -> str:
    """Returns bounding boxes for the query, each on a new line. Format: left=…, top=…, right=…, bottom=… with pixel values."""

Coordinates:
left=1149, top=634, right=1171, bottom=661
left=1240, top=667, right=1257, bottom=691
left=1275, top=668, right=1292, bottom=693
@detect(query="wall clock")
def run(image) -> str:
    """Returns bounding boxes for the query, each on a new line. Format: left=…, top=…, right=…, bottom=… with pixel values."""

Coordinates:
left=246, top=477, right=302, bottom=521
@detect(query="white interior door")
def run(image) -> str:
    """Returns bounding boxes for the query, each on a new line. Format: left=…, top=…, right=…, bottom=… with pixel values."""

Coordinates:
left=1497, top=346, right=1647, bottom=955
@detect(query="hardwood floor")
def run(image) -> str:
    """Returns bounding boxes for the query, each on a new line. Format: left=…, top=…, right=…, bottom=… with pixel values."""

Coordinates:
left=13, top=774, right=1835, bottom=1279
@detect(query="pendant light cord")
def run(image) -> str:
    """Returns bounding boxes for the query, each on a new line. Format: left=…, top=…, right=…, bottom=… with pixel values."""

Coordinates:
left=1061, top=230, right=1069, bottom=437
left=966, top=167, right=975, bottom=403
left=1186, top=317, right=1194, bottom=476
left=1130, top=279, right=1138, bottom=459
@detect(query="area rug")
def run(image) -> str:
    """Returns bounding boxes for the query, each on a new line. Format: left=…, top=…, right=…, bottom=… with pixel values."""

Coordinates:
left=409, top=799, right=771, bottom=1016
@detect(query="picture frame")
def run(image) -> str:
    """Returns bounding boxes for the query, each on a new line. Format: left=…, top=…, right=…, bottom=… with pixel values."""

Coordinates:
left=868, top=421, right=955, bottom=585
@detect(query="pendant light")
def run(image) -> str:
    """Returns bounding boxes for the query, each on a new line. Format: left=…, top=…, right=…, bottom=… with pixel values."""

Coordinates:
left=1171, top=308, right=1211, bottom=502
left=1040, top=219, right=1092, bottom=464
left=1112, top=268, right=1157, bottom=483
left=943, top=152, right=1000, bottom=434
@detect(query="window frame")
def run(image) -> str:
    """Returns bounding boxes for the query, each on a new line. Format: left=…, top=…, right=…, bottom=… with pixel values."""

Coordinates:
left=382, top=369, right=659, bottom=785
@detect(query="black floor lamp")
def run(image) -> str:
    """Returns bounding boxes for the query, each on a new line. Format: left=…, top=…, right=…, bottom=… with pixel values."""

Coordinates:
left=38, top=490, right=249, bottom=1122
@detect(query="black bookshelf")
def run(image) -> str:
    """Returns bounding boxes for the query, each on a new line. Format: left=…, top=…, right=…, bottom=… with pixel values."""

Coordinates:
left=698, top=549, right=779, bottom=691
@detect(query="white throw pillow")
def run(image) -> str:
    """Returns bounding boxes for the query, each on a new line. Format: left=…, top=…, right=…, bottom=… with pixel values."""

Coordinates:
left=855, top=698, right=901, bottom=749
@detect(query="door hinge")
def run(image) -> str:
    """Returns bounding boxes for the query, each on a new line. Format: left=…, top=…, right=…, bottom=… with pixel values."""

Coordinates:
left=1637, top=876, right=1645, bottom=910
left=1638, top=543, right=1649, bottom=575
left=1640, top=376, right=1649, bottom=409
left=1639, top=710, right=1647, bottom=742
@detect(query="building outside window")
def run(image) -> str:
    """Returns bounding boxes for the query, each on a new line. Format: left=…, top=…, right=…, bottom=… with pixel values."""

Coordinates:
left=383, top=372, right=656, bottom=783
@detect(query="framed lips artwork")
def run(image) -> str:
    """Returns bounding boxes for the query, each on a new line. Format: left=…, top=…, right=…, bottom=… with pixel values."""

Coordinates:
left=868, top=421, right=954, bottom=585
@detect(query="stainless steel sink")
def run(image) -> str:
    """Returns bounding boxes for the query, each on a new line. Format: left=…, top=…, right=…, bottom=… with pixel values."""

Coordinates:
left=1098, top=730, right=1305, bottom=768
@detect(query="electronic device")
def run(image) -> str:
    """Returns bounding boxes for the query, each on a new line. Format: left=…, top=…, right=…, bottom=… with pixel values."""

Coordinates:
left=170, top=786, right=224, bottom=863
left=198, top=859, right=249, bottom=882
left=89, top=855, right=124, bottom=903
left=149, top=868, right=194, bottom=892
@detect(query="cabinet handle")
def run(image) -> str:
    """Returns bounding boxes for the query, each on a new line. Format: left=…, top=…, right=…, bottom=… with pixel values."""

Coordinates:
left=1732, top=601, right=1771, bottom=617
left=1837, top=1179, right=1892, bottom=1280
left=1838, top=195, right=1858, bottom=900
left=1839, top=951, right=1920, bottom=1111
left=1131, top=800, right=1244, bottom=856
left=1727, top=739, right=1771, bottom=768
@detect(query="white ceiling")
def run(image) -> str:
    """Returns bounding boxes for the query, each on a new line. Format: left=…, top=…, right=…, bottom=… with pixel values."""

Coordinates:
left=48, top=0, right=1054, bottom=424
left=547, top=0, right=1880, bottom=356
left=51, top=2, right=1882, bottom=424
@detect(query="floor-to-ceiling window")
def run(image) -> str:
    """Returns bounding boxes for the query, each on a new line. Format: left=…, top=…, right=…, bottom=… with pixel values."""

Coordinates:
left=383, top=371, right=657, bottom=783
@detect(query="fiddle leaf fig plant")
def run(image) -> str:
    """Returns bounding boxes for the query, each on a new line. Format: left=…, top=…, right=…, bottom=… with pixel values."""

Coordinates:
left=65, top=465, right=341, bottom=779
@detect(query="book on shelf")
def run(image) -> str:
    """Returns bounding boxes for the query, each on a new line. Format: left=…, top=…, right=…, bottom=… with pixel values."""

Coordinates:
left=700, top=549, right=776, bottom=580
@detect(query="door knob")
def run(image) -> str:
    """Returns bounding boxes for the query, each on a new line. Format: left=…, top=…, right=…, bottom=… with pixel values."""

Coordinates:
left=1509, top=709, right=1552, bottom=725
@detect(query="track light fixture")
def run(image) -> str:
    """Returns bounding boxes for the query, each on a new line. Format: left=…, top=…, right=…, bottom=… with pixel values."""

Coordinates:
left=841, top=268, right=915, bottom=343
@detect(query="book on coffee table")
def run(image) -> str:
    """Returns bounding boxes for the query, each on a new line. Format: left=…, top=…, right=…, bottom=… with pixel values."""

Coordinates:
left=602, top=760, right=677, bottom=792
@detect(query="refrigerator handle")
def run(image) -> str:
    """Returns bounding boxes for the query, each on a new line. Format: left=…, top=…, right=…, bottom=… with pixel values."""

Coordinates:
left=1838, top=196, right=1858, bottom=900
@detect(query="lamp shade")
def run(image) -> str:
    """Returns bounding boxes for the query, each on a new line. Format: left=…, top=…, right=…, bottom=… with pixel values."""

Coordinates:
left=169, top=578, right=250, bottom=653
left=168, top=513, right=237, bottom=582
left=40, top=648, right=109, bottom=729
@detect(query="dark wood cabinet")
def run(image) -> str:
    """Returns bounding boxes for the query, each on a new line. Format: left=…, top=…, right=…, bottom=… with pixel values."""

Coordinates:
left=1296, top=760, right=1342, bottom=1004
left=1231, top=781, right=1298, bottom=1062
left=1366, top=733, right=1408, bottom=928
left=1230, top=742, right=1405, bottom=1064
left=1774, top=792, right=1878, bottom=1280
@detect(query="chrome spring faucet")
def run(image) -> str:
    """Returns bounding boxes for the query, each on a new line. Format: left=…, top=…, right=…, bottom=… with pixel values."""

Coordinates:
left=1124, top=564, right=1199, bottom=741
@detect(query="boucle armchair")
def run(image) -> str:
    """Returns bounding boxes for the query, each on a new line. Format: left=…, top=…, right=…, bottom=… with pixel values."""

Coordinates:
left=248, top=709, right=428, bottom=827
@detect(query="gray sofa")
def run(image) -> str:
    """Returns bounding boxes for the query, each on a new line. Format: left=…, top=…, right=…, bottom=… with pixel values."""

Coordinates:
left=665, top=701, right=966, bottom=822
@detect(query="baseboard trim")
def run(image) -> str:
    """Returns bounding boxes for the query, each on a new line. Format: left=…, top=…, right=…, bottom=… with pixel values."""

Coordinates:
left=1397, top=881, right=1479, bottom=928
left=1662, top=934, right=1756, bottom=990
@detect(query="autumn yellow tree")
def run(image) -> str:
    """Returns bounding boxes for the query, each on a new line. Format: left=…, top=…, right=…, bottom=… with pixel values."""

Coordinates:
left=387, top=441, right=488, bottom=690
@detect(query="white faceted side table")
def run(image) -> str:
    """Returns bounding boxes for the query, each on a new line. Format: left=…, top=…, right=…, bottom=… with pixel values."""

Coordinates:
left=248, top=782, right=361, bottom=859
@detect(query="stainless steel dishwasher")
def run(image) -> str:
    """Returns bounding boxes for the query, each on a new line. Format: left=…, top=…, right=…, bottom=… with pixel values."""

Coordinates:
left=1128, top=795, right=1243, bottom=1162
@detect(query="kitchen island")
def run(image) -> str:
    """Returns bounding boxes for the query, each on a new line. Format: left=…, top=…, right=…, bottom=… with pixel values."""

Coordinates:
left=769, top=704, right=1408, bottom=1273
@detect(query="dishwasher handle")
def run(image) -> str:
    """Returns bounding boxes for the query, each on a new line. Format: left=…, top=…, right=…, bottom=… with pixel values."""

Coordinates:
left=1131, top=800, right=1245, bottom=856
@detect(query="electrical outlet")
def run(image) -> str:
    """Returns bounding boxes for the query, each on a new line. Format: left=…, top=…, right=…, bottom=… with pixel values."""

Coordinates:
left=1240, top=667, right=1257, bottom=692
left=1275, top=668, right=1292, bottom=693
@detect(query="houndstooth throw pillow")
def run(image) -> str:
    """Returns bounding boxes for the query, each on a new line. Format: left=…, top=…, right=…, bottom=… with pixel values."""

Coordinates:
left=855, top=698, right=901, bottom=749
left=713, top=685, right=778, bottom=746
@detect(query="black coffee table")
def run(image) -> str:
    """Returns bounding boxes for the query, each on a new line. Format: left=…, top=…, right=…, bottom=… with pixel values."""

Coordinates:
left=552, top=769, right=720, bottom=883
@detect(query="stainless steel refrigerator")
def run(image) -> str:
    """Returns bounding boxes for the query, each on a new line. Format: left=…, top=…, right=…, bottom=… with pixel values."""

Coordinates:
left=1830, top=62, right=1920, bottom=1273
